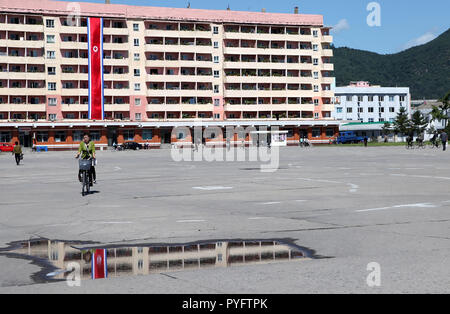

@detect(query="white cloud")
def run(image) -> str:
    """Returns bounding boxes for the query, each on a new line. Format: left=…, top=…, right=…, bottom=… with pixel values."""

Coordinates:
left=401, top=31, right=437, bottom=51
left=332, top=19, right=350, bottom=34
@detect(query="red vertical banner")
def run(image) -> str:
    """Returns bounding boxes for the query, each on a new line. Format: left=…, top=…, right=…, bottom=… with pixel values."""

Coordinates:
left=88, top=17, right=104, bottom=120
left=91, top=249, right=108, bottom=279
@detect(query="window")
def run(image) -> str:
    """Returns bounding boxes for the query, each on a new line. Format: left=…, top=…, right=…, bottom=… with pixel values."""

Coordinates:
left=46, top=51, right=55, bottom=59
left=135, top=98, right=141, bottom=106
left=54, top=131, right=66, bottom=142
left=48, top=82, right=56, bottom=91
left=368, top=107, right=374, bottom=113
left=314, top=112, right=319, bottom=119
left=133, top=23, right=139, bottom=31
left=46, top=19, right=54, bottom=28
left=134, top=38, right=139, bottom=46
left=313, top=44, right=318, bottom=51
left=313, top=30, right=318, bottom=37
left=214, top=56, right=219, bottom=63
left=214, top=99, right=220, bottom=106
left=48, top=98, right=57, bottom=106
left=135, top=113, right=141, bottom=121
left=213, top=26, right=219, bottom=34
left=134, top=69, right=140, bottom=76
left=142, top=129, right=153, bottom=140
left=46, top=35, right=55, bottom=43
left=37, top=132, right=48, bottom=142
left=358, top=107, right=364, bottom=113
left=177, top=131, right=186, bottom=140
left=313, top=72, right=319, bottom=79
left=346, top=96, right=352, bottom=102
left=48, top=67, right=56, bottom=75
left=347, top=107, right=353, bottom=113
left=326, top=128, right=334, bottom=137
left=214, top=85, right=219, bottom=93
left=0, top=132, right=11, bottom=142
left=48, top=114, right=57, bottom=120
left=314, top=99, right=319, bottom=106
left=389, top=96, right=395, bottom=102
left=213, top=41, right=219, bottom=48
left=72, top=131, right=83, bottom=142
left=90, top=131, right=100, bottom=141
left=123, top=130, right=134, bottom=141
left=314, top=85, right=319, bottom=92
left=134, top=83, right=140, bottom=91
left=313, top=58, right=319, bottom=65
left=134, top=53, right=140, bottom=61
left=400, top=96, right=405, bottom=102
left=389, top=107, right=395, bottom=113
left=368, top=118, right=374, bottom=123
left=358, top=96, right=363, bottom=102
left=213, top=70, right=220, bottom=78
left=368, top=96, right=374, bottom=102
left=379, top=96, right=384, bottom=102
left=312, top=127, right=321, bottom=137
left=336, top=107, right=343, bottom=113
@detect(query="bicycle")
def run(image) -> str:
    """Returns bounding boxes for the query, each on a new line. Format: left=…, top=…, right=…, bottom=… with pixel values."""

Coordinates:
left=78, top=158, right=93, bottom=196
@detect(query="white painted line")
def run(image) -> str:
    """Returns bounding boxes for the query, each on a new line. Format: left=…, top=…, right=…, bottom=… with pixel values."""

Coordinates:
left=176, top=219, right=206, bottom=223
left=95, top=221, right=133, bottom=225
left=294, top=200, right=307, bottom=202
left=248, top=217, right=273, bottom=220
left=356, top=203, right=437, bottom=213
left=193, top=186, right=233, bottom=191
left=348, top=183, right=359, bottom=193
left=260, top=202, right=281, bottom=205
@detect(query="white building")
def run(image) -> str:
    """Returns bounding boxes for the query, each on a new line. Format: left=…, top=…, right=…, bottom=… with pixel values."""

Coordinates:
left=333, top=81, right=411, bottom=123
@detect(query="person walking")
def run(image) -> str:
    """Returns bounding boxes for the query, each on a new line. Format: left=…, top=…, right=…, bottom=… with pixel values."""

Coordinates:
left=440, top=131, right=448, bottom=151
left=12, top=141, right=22, bottom=165
left=364, top=136, right=368, bottom=147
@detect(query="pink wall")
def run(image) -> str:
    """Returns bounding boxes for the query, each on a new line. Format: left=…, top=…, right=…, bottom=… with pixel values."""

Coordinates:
left=1, top=0, right=323, bottom=26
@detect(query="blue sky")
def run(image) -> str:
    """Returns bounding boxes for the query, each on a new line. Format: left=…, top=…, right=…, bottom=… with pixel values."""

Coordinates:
left=62, top=0, right=449, bottom=54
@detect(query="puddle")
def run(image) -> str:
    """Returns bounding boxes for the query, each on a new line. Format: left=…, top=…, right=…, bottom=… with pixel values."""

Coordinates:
left=0, top=238, right=313, bottom=284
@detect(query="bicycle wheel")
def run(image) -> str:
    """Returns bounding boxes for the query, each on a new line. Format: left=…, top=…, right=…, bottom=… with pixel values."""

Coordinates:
left=82, top=171, right=90, bottom=196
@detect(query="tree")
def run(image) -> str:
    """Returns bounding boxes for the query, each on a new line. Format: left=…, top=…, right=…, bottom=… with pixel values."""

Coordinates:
left=393, top=107, right=412, bottom=138
left=411, top=111, right=429, bottom=135
left=381, top=122, right=392, bottom=142
left=431, top=91, right=450, bottom=132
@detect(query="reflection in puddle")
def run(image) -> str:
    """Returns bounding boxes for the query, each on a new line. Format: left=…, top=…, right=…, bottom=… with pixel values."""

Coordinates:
left=3, top=239, right=310, bottom=282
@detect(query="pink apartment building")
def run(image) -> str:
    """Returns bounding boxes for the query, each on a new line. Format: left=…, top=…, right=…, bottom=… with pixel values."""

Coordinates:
left=0, top=0, right=338, bottom=149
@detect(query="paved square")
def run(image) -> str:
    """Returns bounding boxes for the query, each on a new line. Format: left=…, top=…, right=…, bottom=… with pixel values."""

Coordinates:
left=0, top=146, right=449, bottom=293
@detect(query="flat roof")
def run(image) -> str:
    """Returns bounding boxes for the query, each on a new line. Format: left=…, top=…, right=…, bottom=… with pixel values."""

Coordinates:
left=335, top=86, right=410, bottom=94
left=0, top=0, right=324, bottom=26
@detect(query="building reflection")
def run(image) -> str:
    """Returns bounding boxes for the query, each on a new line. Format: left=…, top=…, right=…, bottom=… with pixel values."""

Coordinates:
left=9, top=239, right=306, bottom=280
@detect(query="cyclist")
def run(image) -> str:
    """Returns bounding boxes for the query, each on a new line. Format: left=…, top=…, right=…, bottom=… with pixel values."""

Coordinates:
left=75, top=133, right=96, bottom=186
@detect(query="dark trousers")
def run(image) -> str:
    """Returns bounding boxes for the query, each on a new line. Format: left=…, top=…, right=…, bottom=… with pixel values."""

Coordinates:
left=443, top=141, right=447, bottom=151
left=14, top=153, right=21, bottom=165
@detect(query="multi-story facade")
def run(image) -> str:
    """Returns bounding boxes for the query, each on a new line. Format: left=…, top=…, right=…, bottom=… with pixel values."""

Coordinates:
left=333, top=81, right=411, bottom=139
left=333, top=81, right=411, bottom=123
left=0, top=0, right=338, bottom=149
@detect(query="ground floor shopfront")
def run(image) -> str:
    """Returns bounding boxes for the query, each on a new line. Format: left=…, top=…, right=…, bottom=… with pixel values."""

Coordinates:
left=0, top=120, right=340, bottom=150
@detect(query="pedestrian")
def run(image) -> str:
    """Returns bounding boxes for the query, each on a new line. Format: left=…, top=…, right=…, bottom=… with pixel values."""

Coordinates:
left=12, top=141, right=22, bottom=165
left=440, top=131, right=448, bottom=151
left=364, top=136, right=368, bottom=147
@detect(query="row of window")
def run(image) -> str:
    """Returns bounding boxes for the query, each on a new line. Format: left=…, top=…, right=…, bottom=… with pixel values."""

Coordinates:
left=336, top=107, right=400, bottom=113
left=340, top=95, right=407, bottom=102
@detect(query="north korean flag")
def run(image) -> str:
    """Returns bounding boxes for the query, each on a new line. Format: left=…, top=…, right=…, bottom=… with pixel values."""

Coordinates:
left=87, top=17, right=104, bottom=121
left=92, top=249, right=108, bottom=279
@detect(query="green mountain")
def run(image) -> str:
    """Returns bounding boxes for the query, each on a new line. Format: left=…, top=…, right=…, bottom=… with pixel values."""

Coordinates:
left=333, top=28, right=450, bottom=99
